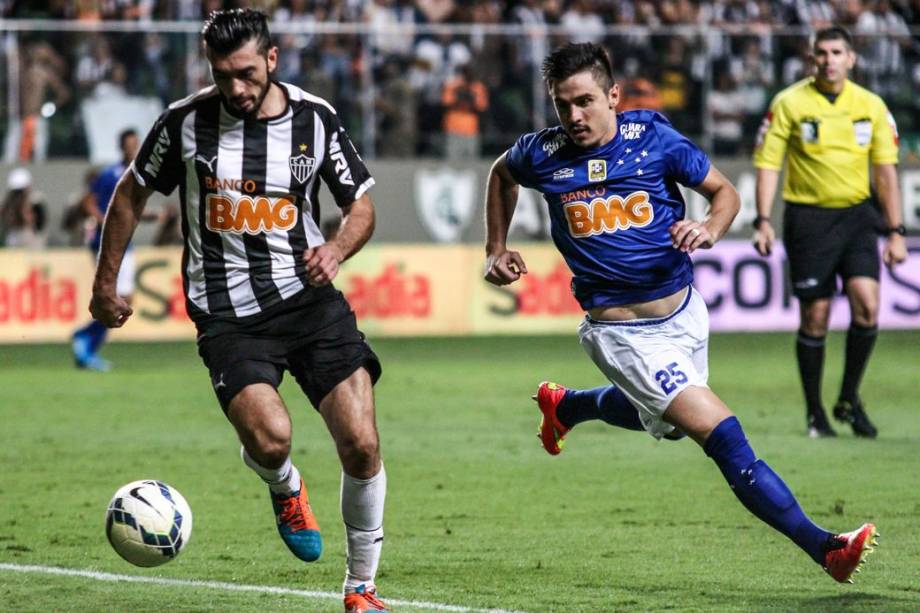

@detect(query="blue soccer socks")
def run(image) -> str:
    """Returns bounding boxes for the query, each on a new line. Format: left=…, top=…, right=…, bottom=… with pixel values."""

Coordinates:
left=704, top=416, right=833, bottom=564
left=73, top=319, right=110, bottom=371
left=557, top=385, right=644, bottom=431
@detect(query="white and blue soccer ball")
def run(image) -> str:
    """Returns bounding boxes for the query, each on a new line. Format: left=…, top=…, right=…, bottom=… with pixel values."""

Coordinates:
left=105, top=480, right=192, bottom=567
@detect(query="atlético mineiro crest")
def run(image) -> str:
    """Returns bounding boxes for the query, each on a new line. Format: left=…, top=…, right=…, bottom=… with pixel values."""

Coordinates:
left=289, top=153, right=315, bottom=184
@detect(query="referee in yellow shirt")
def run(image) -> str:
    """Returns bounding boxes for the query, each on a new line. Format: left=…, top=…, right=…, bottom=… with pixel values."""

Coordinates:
left=753, top=26, right=907, bottom=439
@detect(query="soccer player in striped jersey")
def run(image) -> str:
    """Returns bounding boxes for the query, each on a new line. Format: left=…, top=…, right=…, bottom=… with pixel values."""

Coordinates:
left=484, top=42, right=877, bottom=586
left=89, top=10, right=388, bottom=612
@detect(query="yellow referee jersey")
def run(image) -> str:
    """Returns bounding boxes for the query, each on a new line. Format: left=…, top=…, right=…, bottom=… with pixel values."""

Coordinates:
left=753, top=77, right=899, bottom=207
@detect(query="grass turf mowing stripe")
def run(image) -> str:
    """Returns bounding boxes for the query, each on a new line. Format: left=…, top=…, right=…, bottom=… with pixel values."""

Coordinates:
left=0, top=563, right=527, bottom=613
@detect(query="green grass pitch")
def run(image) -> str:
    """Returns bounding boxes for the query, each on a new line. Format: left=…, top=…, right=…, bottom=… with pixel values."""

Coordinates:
left=1, top=332, right=919, bottom=612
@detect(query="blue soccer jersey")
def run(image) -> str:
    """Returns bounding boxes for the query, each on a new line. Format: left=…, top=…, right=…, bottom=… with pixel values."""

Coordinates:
left=505, top=110, right=710, bottom=309
left=89, top=161, right=127, bottom=253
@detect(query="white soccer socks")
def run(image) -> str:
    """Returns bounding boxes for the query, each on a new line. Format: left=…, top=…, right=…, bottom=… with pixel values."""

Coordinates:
left=341, top=465, right=387, bottom=594
left=241, top=446, right=302, bottom=496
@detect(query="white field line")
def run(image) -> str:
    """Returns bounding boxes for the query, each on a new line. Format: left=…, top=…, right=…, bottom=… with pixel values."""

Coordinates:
left=0, top=563, right=527, bottom=613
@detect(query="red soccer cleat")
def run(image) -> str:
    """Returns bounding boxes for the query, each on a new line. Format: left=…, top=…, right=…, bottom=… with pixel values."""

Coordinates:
left=344, top=584, right=389, bottom=612
left=824, top=523, right=879, bottom=583
left=533, top=381, right=570, bottom=456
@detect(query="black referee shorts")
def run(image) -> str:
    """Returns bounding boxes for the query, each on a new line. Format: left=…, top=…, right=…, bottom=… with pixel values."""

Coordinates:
left=196, top=286, right=381, bottom=413
left=782, top=201, right=881, bottom=301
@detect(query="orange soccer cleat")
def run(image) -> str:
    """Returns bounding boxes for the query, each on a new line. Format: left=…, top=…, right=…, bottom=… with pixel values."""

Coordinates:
left=533, top=381, right=570, bottom=455
left=824, top=523, right=879, bottom=583
left=344, top=584, right=390, bottom=612
left=270, top=478, right=323, bottom=562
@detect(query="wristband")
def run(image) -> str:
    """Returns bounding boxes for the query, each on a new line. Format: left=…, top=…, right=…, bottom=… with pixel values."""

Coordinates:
left=752, top=215, right=770, bottom=230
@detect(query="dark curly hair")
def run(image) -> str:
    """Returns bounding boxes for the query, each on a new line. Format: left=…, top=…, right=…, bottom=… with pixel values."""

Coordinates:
left=202, top=8, right=272, bottom=56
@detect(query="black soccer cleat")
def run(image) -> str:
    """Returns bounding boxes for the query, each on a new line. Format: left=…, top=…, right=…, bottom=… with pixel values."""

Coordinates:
left=806, top=409, right=837, bottom=438
left=833, top=399, right=878, bottom=438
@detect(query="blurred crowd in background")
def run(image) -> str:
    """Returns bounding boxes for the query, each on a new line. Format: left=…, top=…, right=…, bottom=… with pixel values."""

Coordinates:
left=0, top=0, right=920, bottom=162
left=2, top=1, right=920, bottom=248
left=3, top=0, right=920, bottom=163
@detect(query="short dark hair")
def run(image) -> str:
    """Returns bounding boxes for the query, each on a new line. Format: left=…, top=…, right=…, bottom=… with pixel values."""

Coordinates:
left=814, top=26, right=853, bottom=50
left=118, top=128, right=137, bottom=150
left=541, top=43, right=615, bottom=91
left=202, top=8, right=272, bottom=56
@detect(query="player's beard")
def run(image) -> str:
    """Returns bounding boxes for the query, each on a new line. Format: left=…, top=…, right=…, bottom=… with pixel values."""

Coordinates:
left=227, top=79, right=272, bottom=118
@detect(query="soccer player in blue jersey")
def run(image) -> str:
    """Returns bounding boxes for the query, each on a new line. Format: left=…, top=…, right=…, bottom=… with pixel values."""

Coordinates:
left=72, top=128, right=141, bottom=371
left=484, top=43, right=877, bottom=584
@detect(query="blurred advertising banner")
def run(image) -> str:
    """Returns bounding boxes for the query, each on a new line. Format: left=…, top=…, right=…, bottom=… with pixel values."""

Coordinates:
left=692, top=241, right=920, bottom=331
left=0, top=240, right=918, bottom=343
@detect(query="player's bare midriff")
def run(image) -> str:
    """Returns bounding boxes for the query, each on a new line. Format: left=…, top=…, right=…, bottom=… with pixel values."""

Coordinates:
left=587, top=285, right=689, bottom=322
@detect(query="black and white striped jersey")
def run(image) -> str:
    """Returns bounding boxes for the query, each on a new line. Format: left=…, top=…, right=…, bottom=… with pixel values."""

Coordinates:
left=131, top=81, right=374, bottom=324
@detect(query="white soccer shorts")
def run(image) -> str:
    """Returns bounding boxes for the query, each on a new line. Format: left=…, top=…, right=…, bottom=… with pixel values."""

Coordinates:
left=116, top=249, right=136, bottom=297
left=577, top=286, right=710, bottom=439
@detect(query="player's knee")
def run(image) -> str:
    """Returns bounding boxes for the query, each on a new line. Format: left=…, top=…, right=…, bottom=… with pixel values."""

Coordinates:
left=249, top=423, right=291, bottom=467
left=799, top=319, right=829, bottom=337
left=851, top=303, right=878, bottom=327
left=338, top=432, right=380, bottom=473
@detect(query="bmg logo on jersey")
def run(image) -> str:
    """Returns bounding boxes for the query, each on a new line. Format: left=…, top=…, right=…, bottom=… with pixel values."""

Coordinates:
left=206, top=194, right=298, bottom=235
left=563, top=190, right=654, bottom=238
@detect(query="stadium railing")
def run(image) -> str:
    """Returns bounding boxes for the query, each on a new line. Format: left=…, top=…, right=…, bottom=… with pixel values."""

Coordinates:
left=2, top=20, right=919, bottom=162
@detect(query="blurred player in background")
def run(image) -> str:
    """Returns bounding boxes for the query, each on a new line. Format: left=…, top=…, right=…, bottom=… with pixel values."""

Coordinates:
left=72, top=128, right=142, bottom=371
left=752, top=26, right=906, bottom=438
left=88, top=10, right=389, bottom=612
left=484, top=42, right=878, bottom=586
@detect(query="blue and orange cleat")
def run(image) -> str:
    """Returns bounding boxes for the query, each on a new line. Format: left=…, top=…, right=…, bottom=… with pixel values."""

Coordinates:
left=824, top=523, right=879, bottom=583
left=344, top=584, right=389, bottom=612
left=533, top=381, right=570, bottom=455
left=271, top=478, right=323, bottom=562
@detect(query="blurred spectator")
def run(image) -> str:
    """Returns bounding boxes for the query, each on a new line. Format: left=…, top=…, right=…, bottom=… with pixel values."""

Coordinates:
left=415, top=0, right=455, bottom=23
left=618, top=76, right=663, bottom=111
left=856, top=0, right=912, bottom=98
left=375, top=57, right=417, bottom=157
left=657, top=36, right=694, bottom=131
left=782, top=36, right=813, bottom=84
left=561, top=0, right=605, bottom=44
left=153, top=202, right=183, bottom=246
left=707, top=70, right=745, bottom=156
left=731, top=37, right=774, bottom=139
left=76, top=35, right=123, bottom=96
left=317, top=34, right=359, bottom=129
left=794, top=0, right=836, bottom=29
left=363, top=0, right=417, bottom=67
left=512, top=0, right=549, bottom=67
left=61, top=168, right=99, bottom=247
left=441, top=63, right=489, bottom=159
left=2, top=41, right=70, bottom=163
left=299, top=51, right=337, bottom=103
left=411, top=32, right=472, bottom=154
left=1, top=168, right=48, bottom=249
left=275, top=0, right=319, bottom=82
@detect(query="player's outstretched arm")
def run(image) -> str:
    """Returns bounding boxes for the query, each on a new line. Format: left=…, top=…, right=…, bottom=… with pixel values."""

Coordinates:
left=484, top=154, right=528, bottom=285
left=873, top=163, right=908, bottom=269
left=304, top=194, right=375, bottom=286
left=670, top=165, right=740, bottom=254
left=90, top=169, right=154, bottom=328
left=752, top=167, right=780, bottom=256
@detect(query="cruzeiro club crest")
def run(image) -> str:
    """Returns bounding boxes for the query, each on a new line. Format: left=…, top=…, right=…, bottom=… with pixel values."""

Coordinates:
left=289, top=144, right=315, bottom=184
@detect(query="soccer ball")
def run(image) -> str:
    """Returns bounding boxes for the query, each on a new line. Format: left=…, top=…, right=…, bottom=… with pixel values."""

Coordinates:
left=105, top=480, right=193, bottom=567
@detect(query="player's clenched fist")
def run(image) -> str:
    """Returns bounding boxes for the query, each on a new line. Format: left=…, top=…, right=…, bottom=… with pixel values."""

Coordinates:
left=484, top=250, right=528, bottom=286
left=304, top=243, right=344, bottom=286
left=89, top=290, right=133, bottom=328
left=669, top=220, right=714, bottom=254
